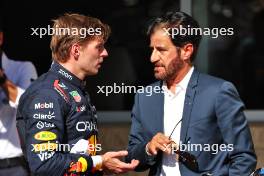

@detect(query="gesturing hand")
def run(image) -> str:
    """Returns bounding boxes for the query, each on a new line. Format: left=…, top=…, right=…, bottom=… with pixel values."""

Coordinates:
left=102, top=150, right=139, bottom=175
left=146, top=132, right=173, bottom=155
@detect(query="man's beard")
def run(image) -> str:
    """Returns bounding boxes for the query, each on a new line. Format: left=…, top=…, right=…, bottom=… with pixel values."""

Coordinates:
left=154, top=57, right=184, bottom=81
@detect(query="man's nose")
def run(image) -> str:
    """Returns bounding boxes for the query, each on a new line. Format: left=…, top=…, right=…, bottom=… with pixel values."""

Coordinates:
left=150, top=49, right=159, bottom=63
left=101, top=48, right=108, bottom=58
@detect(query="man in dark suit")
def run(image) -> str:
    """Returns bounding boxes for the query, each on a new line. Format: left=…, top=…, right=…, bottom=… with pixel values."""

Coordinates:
left=126, top=11, right=256, bottom=176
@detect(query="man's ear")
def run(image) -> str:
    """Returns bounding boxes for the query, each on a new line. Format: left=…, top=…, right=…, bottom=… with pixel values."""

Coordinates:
left=0, top=32, right=4, bottom=47
left=180, top=43, right=193, bottom=62
left=70, top=43, right=81, bottom=60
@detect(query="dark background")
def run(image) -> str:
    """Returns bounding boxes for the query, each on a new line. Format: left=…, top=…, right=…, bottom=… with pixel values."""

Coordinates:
left=0, top=0, right=180, bottom=110
left=1, top=0, right=264, bottom=110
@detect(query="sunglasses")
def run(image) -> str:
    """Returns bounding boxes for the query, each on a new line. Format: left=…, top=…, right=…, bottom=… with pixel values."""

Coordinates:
left=173, top=147, right=199, bottom=172
left=169, top=118, right=199, bottom=172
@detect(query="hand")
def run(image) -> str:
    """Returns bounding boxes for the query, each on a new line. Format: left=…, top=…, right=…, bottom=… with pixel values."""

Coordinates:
left=146, top=132, right=172, bottom=155
left=102, top=150, right=139, bottom=175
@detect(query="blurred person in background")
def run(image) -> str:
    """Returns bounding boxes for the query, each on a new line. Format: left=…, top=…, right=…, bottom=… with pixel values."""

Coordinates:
left=0, top=16, right=38, bottom=176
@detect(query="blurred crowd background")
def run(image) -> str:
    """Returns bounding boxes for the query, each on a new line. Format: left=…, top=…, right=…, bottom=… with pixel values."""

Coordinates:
left=1, top=0, right=264, bottom=175
left=1, top=0, right=263, bottom=110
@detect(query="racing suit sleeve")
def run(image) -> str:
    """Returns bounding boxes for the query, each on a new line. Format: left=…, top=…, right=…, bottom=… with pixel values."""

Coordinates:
left=18, top=88, right=94, bottom=176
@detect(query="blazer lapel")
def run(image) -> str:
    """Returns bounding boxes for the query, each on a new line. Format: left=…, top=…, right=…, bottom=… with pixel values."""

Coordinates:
left=154, top=81, right=164, bottom=133
left=180, top=69, right=199, bottom=143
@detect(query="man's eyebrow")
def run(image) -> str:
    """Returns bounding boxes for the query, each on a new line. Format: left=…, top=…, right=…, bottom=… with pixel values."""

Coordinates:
left=96, top=42, right=104, bottom=47
left=150, top=45, right=166, bottom=51
left=156, top=45, right=166, bottom=49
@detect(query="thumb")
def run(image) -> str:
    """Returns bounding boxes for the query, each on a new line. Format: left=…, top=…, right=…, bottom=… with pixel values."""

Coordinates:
left=131, top=159, right=140, bottom=166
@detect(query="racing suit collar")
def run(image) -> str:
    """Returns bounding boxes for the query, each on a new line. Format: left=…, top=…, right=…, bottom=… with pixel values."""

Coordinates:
left=50, top=61, right=86, bottom=90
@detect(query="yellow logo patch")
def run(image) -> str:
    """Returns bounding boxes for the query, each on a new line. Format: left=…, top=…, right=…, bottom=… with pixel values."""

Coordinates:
left=34, top=131, right=57, bottom=141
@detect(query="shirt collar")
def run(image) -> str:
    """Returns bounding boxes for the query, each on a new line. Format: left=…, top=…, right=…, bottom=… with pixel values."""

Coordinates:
left=178, top=66, right=194, bottom=91
left=163, top=66, right=194, bottom=94
left=49, top=61, right=86, bottom=90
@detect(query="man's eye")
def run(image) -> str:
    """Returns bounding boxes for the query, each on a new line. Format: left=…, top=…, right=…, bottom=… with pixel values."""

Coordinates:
left=158, top=48, right=166, bottom=52
left=97, top=45, right=104, bottom=50
left=156, top=47, right=166, bottom=52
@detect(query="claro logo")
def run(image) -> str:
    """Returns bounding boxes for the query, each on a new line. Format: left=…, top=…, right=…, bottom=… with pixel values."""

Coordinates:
left=33, top=111, right=55, bottom=120
left=35, top=103, right=53, bottom=109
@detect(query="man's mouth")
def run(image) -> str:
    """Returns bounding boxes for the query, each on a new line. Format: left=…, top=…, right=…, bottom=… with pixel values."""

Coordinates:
left=96, top=61, right=103, bottom=68
left=154, top=64, right=164, bottom=71
left=97, top=63, right=101, bottom=68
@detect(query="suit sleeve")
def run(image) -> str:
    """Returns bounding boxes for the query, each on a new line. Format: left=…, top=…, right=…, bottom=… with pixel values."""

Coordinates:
left=126, top=93, right=157, bottom=171
left=22, top=89, right=93, bottom=176
left=215, top=81, right=257, bottom=175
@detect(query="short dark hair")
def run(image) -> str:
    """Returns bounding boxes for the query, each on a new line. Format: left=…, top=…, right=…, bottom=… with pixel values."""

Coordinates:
left=147, top=11, right=202, bottom=62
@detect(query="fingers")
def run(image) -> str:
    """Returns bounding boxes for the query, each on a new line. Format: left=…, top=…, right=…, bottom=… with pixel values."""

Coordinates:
left=115, top=159, right=139, bottom=173
left=148, top=141, right=167, bottom=155
left=131, top=159, right=140, bottom=166
left=114, top=158, right=139, bottom=169
left=155, top=133, right=171, bottom=143
left=106, top=150, right=128, bottom=158
left=147, top=132, right=172, bottom=155
left=102, top=153, right=140, bottom=175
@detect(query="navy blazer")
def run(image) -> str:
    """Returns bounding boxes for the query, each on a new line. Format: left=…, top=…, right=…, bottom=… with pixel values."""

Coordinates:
left=126, top=69, right=257, bottom=176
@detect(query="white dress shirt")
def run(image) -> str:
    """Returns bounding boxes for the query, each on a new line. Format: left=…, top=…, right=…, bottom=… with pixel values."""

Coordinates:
left=160, top=67, right=194, bottom=176
left=0, top=53, right=37, bottom=159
